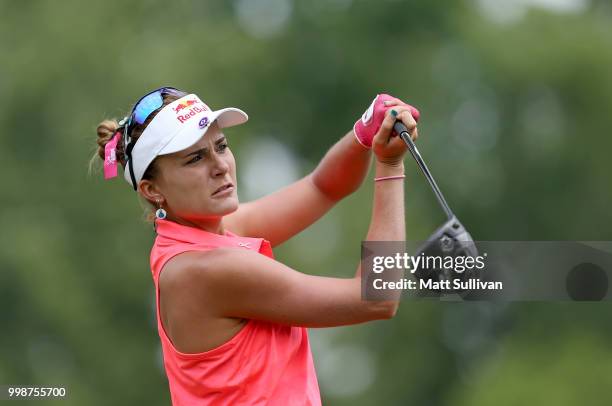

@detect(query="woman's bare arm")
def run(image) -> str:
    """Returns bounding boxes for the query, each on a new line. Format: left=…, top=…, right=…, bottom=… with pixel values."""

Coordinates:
left=161, top=248, right=394, bottom=328
left=160, top=108, right=416, bottom=328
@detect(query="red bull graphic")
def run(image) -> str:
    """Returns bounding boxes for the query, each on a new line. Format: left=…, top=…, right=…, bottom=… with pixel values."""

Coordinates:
left=173, top=98, right=209, bottom=123
left=173, top=98, right=199, bottom=113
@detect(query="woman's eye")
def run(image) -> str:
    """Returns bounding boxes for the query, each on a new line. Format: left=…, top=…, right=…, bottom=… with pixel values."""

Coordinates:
left=188, top=154, right=202, bottom=164
left=186, top=144, right=226, bottom=164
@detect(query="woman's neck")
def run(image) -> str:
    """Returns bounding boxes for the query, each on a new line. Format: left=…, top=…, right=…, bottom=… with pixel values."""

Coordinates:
left=169, top=215, right=225, bottom=235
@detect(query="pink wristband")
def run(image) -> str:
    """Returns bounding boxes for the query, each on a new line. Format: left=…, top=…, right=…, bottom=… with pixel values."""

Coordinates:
left=374, top=174, right=406, bottom=182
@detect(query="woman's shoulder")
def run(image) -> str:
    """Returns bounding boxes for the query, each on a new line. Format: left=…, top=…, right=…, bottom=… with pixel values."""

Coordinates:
left=159, top=247, right=262, bottom=290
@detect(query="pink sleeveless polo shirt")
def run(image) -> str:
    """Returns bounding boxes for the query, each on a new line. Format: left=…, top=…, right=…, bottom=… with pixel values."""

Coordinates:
left=149, top=218, right=321, bottom=405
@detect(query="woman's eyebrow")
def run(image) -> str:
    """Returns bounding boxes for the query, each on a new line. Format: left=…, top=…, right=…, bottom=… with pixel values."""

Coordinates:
left=184, top=148, right=206, bottom=158
left=182, top=137, right=226, bottom=158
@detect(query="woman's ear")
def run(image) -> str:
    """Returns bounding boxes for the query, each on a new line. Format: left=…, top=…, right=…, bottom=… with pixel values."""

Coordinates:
left=139, top=179, right=165, bottom=205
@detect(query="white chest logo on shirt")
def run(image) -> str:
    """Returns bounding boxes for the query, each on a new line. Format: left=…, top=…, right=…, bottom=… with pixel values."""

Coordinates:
left=238, top=242, right=251, bottom=248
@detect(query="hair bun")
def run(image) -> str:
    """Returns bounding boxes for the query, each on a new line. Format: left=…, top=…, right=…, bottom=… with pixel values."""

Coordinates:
left=95, top=119, right=125, bottom=164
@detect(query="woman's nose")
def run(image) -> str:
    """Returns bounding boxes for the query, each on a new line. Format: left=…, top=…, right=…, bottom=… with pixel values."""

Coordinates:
left=211, top=153, right=230, bottom=177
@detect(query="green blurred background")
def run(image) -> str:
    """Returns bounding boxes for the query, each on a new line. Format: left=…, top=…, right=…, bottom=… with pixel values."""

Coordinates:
left=1, top=0, right=612, bottom=404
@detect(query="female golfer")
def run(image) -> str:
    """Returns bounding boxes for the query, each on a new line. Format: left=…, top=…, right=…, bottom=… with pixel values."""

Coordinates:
left=93, top=87, right=418, bottom=405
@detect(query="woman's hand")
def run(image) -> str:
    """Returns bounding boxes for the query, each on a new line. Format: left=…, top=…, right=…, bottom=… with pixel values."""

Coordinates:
left=372, top=106, right=418, bottom=167
left=354, top=93, right=420, bottom=148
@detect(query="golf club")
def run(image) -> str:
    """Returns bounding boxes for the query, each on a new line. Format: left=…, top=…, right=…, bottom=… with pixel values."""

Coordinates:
left=394, top=121, right=480, bottom=294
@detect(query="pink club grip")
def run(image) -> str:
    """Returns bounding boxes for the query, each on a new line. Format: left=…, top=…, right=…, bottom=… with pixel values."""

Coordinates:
left=353, top=93, right=420, bottom=148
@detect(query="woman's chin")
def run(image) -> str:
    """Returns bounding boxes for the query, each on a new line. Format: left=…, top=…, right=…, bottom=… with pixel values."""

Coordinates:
left=215, top=196, right=240, bottom=215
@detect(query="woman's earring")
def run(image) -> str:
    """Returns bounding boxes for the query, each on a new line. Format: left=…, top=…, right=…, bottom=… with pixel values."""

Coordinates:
left=155, top=200, right=167, bottom=220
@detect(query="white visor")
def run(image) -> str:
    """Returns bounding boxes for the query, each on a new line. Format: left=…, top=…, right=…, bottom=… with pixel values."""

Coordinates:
left=124, top=94, right=248, bottom=188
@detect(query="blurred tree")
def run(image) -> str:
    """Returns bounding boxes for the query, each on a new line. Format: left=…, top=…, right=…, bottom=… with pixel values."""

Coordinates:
left=0, top=0, right=611, bottom=405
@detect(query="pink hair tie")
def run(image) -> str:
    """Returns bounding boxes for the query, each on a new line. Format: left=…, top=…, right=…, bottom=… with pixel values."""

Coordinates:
left=374, top=174, right=406, bottom=182
left=103, top=131, right=121, bottom=180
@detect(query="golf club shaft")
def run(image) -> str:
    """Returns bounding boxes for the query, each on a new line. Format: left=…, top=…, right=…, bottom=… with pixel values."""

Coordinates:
left=394, top=122, right=454, bottom=220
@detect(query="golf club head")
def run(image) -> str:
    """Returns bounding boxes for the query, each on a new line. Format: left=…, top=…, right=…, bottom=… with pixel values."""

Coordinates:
left=412, top=215, right=480, bottom=294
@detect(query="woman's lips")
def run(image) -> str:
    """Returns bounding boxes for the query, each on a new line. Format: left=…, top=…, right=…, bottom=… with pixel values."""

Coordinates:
left=212, top=184, right=234, bottom=197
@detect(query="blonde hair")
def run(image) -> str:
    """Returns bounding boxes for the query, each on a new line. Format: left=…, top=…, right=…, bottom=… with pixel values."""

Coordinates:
left=89, top=92, right=185, bottom=222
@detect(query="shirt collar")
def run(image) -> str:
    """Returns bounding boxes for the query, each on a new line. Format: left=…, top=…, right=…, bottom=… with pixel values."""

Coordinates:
left=154, top=218, right=264, bottom=251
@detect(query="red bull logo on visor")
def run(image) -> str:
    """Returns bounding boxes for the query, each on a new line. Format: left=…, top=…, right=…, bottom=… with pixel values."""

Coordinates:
left=174, top=98, right=209, bottom=123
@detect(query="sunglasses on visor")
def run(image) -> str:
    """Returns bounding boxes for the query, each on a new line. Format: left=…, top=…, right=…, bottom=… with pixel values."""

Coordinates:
left=121, top=87, right=188, bottom=190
